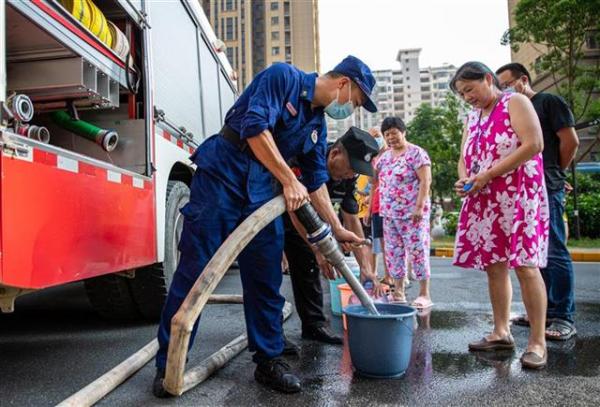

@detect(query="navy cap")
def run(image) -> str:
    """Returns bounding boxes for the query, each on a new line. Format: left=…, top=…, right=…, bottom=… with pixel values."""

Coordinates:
left=332, top=55, right=378, bottom=113
left=339, top=126, right=380, bottom=176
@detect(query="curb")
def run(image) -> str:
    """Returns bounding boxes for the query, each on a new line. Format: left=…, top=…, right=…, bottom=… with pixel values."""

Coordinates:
left=431, top=247, right=600, bottom=262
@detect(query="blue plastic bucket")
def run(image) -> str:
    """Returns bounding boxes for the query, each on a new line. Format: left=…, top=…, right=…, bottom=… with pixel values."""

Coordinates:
left=329, top=276, right=346, bottom=316
left=343, top=303, right=417, bottom=378
left=329, top=265, right=360, bottom=316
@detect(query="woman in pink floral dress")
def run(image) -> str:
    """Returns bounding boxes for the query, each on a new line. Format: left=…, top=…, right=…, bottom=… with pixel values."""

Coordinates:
left=451, top=62, right=549, bottom=369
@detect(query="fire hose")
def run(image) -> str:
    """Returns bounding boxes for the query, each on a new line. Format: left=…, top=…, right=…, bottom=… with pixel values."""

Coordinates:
left=51, top=110, right=119, bottom=152
left=57, top=196, right=376, bottom=405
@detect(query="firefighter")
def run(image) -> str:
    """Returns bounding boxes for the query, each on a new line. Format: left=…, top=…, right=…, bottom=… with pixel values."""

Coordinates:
left=154, top=55, right=378, bottom=396
left=282, top=127, right=383, bottom=349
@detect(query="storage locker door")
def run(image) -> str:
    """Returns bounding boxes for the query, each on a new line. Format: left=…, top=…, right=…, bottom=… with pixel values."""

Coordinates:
left=148, top=0, right=203, bottom=141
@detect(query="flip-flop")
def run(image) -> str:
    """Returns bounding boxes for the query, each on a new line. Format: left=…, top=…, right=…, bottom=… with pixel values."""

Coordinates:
left=545, top=319, right=577, bottom=341
left=411, top=296, right=434, bottom=309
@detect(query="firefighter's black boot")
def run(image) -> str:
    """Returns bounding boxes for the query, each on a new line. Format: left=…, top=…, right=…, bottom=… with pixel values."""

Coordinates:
left=152, top=368, right=175, bottom=398
left=254, top=357, right=301, bottom=393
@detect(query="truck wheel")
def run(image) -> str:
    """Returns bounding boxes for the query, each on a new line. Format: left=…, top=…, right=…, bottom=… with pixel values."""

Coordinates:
left=130, top=180, right=190, bottom=320
left=84, top=274, right=140, bottom=320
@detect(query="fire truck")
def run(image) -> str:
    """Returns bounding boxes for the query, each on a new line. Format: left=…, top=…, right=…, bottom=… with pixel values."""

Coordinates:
left=0, top=0, right=237, bottom=320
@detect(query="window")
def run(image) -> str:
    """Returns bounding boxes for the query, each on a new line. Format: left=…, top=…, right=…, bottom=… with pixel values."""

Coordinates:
left=405, top=66, right=410, bottom=71
left=271, top=31, right=280, bottom=41
left=226, top=48, right=234, bottom=64
left=270, top=1, right=279, bottom=10
left=271, top=16, right=279, bottom=25
left=272, top=46, right=280, bottom=55
left=285, top=46, right=291, bottom=59
left=225, top=0, right=234, bottom=11
left=285, top=31, right=291, bottom=44
left=284, top=16, right=290, bottom=28
left=225, top=17, right=234, bottom=40
left=284, top=1, right=290, bottom=14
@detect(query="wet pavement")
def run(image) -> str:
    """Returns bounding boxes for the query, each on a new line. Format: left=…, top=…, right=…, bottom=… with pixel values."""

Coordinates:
left=1, top=258, right=599, bottom=406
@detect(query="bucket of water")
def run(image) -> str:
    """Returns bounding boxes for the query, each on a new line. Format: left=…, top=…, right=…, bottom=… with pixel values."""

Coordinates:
left=343, top=303, right=416, bottom=378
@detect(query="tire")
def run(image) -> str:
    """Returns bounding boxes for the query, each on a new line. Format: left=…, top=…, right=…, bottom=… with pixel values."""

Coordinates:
left=84, top=274, right=140, bottom=320
left=129, top=181, right=190, bottom=320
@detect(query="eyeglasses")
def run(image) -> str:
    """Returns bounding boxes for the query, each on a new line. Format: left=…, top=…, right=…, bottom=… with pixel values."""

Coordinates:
left=500, top=78, right=518, bottom=90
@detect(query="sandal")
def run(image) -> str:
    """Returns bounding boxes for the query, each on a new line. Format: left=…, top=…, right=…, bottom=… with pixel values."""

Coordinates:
left=545, top=319, right=577, bottom=341
left=468, top=334, right=515, bottom=351
left=390, top=292, right=407, bottom=304
left=411, top=296, right=433, bottom=309
left=511, top=314, right=552, bottom=328
left=511, top=314, right=530, bottom=327
left=520, top=350, right=547, bottom=369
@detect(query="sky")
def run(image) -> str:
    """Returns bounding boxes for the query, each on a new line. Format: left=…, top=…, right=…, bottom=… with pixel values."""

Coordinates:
left=318, top=0, right=512, bottom=72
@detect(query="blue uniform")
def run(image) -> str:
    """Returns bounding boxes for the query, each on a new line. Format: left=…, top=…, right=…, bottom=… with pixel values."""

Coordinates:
left=156, top=63, right=330, bottom=368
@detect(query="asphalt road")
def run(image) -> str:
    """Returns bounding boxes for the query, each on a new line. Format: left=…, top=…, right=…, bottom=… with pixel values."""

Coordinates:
left=1, top=258, right=599, bottom=406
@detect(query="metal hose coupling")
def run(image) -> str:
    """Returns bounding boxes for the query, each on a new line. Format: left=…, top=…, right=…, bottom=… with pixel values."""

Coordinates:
left=6, top=93, right=34, bottom=123
left=294, top=202, right=379, bottom=315
left=15, top=124, right=51, bottom=143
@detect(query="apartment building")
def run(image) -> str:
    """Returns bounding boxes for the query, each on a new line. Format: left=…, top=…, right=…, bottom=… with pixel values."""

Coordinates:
left=201, top=0, right=320, bottom=89
left=327, top=48, right=456, bottom=139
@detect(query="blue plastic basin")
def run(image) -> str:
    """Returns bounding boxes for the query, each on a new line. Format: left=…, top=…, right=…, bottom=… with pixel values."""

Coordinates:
left=343, top=303, right=417, bottom=378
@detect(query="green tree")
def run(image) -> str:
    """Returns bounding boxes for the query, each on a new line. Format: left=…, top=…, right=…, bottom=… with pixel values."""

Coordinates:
left=407, top=93, right=465, bottom=204
left=504, top=0, right=600, bottom=121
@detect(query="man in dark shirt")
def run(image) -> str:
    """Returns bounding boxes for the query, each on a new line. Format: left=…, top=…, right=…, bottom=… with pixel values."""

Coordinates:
left=283, top=127, right=381, bottom=347
left=497, top=63, right=580, bottom=341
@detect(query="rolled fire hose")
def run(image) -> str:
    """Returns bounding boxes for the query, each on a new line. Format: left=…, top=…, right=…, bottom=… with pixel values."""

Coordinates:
left=59, top=0, right=112, bottom=48
left=108, top=21, right=130, bottom=61
left=51, top=110, right=118, bottom=152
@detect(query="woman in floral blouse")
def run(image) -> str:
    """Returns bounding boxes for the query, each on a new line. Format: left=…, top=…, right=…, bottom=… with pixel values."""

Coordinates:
left=451, top=61, right=549, bottom=369
left=375, top=117, right=432, bottom=309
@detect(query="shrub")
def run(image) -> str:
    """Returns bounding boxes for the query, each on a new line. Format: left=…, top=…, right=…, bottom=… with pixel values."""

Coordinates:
left=566, top=192, right=600, bottom=239
left=442, top=212, right=459, bottom=236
